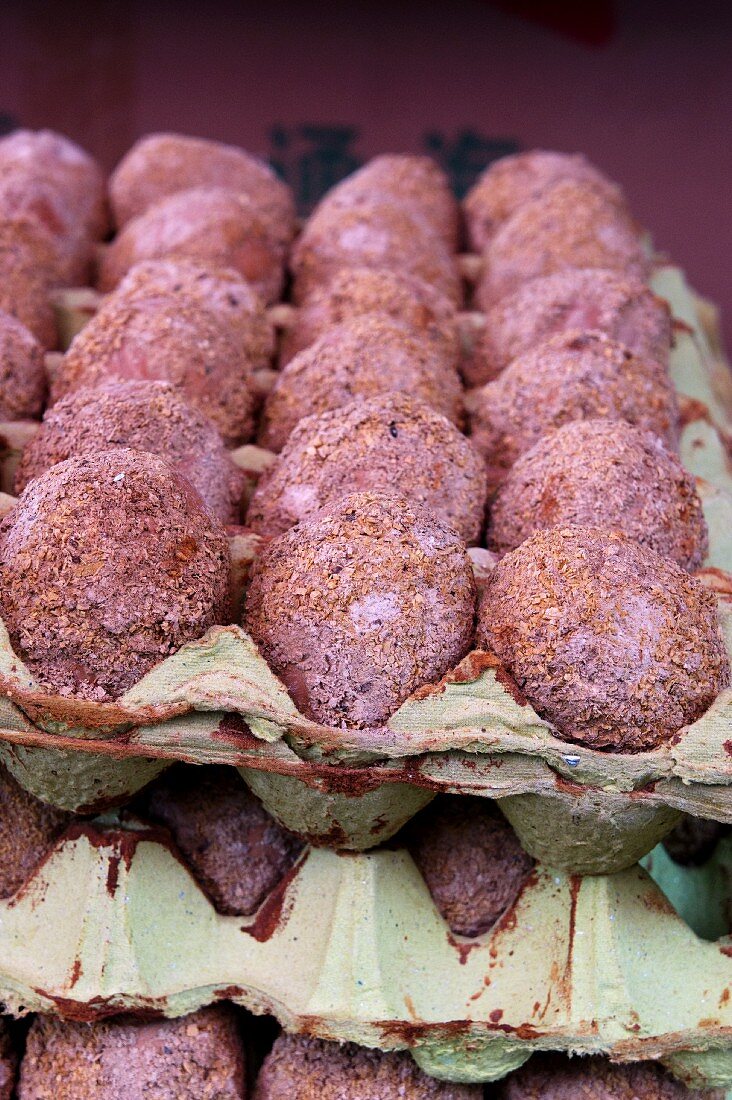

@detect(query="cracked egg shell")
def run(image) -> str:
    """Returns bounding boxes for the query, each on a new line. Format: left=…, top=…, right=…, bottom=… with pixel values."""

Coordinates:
left=291, top=198, right=461, bottom=306
left=477, top=525, right=730, bottom=752
left=0, top=449, right=231, bottom=702
left=52, top=290, right=260, bottom=445
left=464, top=150, right=626, bottom=252
left=98, top=185, right=286, bottom=303
left=488, top=418, right=707, bottom=571
left=109, top=131, right=295, bottom=243
left=496, top=1054, right=720, bottom=1100
left=478, top=180, right=649, bottom=308
left=259, top=316, right=464, bottom=452
left=19, top=1006, right=245, bottom=1100
left=244, top=491, right=476, bottom=730
left=0, top=221, right=59, bottom=348
left=467, top=267, right=672, bottom=386
left=146, top=765, right=303, bottom=916
left=405, top=795, right=534, bottom=938
left=0, top=310, right=46, bottom=420
left=248, top=393, right=486, bottom=543
left=112, top=258, right=275, bottom=366
left=315, top=154, right=461, bottom=249
left=253, top=1034, right=482, bottom=1100
left=279, top=266, right=459, bottom=367
left=15, top=381, right=246, bottom=523
left=0, top=766, right=70, bottom=899
left=0, top=128, right=107, bottom=240
left=468, top=329, right=679, bottom=493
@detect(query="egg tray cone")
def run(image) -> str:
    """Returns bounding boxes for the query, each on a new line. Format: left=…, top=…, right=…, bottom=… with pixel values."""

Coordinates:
left=0, top=811, right=731, bottom=1092
left=0, top=267, right=728, bottom=872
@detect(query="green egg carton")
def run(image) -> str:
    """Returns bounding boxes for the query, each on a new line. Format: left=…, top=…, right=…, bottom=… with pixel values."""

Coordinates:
left=1, top=811, right=732, bottom=1093
left=0, top=266, right=729, bottom=873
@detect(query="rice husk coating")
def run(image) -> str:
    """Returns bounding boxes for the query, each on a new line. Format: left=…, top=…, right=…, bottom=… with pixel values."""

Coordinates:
left=253, top=1034, right=482, bottom=1100
left=248, top=393, right=486, bottom=543
left=468, top=267, right=672, bottom=386
left=245, top=491, right=476, bottom=729
left=0, top=310, right=46, bottom=420
left=19, top=1006, right=245, bottom=1100
left=496, top=1054, right=719, bottom=1099
left=98, top=185, right=286, bottom=303
left=0, top=765, right=70, bottom=898
left=468, top=330, right=680, bottom=493
left=0, top=172, right=94, bottom=284
left=0, top=128, right=108, bottom=240
left=0, top=221, right=59, bottom=348
left=291, top=199, right=462, bottom=306
left=488, top=418, right=707, bottom=571
left=279, top=266, right=459, bottom=366
left=478, top=180, right=649, bottom=308
left=52, top=292, right=260, bottom=445
left=112, top=258, right=275, bottom=365
left=0, top=1019, right=15, bottom=1100
left=463, top=150, right=626, bottom=251
left=15, top=381, right=245, bottom=523
left=259, top=316, right=465, bottom=452
left=146, top=765, right=303, bottom=916
left=405, top=796, right=534, bottom=937
left=477, top=525, right=730, bottom=752
left=109, top=131, right=294, bottom=242
left=663, top=814, right=728, bottom=867
left=0, top=449, right=231, bottom=701
left=316, top=154, right=460, bottom=249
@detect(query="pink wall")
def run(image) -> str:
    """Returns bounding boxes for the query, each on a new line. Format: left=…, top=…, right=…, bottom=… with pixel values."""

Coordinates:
left=1, top=0, right=730, bottom=345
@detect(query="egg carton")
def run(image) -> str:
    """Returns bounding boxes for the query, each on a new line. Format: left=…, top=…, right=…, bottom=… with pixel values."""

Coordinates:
left=0, top=266, right=728, bottom=873
left=1, top=811, right=731, bottom=1093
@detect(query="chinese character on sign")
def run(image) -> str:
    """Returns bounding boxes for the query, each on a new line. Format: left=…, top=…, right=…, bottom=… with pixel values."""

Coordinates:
left=424, top=130, right=520, bottom=197
left=270, top=125, right=362, bottom=214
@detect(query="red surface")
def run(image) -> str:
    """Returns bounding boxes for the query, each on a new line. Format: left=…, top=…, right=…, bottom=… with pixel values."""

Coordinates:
left=0, top=0, right=730, bottom=346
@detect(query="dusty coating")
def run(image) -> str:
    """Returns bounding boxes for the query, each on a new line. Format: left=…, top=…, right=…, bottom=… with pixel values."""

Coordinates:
left=245, top=492, right=476, bottom=729
left=0, top=1019, right=15, bottom=1100
left=260, top=316, right=465, bottom=452
left=0, top=766, right=70, bottom=898
left=405, top=796, right=534, bottom=937
left=478, top=180, right=649, bottom=308
left=15, top=381, right=246, bottom=523
left=146, top=765, right=304, bottom=915
left=254, top=1035, right=482, bottom=1100
left=488, top=418, right=707, bottom=571
left=0, top=221, right=59, bottom=348
left=316, top=154, right=461, bottom=248
left=663, top=814, right=728, bottom=866
left=109, top=131, right=295, bottom=242
left=463, top=150, right=626, bottom=251
left=0, top=449, right=231, bottom=701
left=98, top=185, right=286, bottom=303
left=0, top=310, right=46, bottom=420
left=290, top=199, right=461, bottom=305
left=0, top=173, right=93, bottom=284
left=52, top=290, right=260, bottom=445
left=111, top=258, right=275, bottom=365
left=496, top=1053, right=720, bottom=1099
left=248, top=393, right=487, bottom=543
left=19, top=1007, right=245, bottom=1100
left=477, top=525, right=730, bottom=752
left=468, top=268, right=672, bottom=386
left=279, top=266, right=459, bottom=366
left=468, top=330, right=680, bottom=492
left=0, top=128, right=108, bottom=239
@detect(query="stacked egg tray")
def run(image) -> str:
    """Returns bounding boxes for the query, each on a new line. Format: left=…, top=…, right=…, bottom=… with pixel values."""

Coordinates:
left=0, top=269, right=728, bottom=876
left=1, top=807, right=732, bottom=1092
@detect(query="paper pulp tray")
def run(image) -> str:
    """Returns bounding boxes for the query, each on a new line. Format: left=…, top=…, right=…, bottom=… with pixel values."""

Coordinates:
left=0, top=267, right=729, bottom=873
left=1, top=812, right=732, bottom=1093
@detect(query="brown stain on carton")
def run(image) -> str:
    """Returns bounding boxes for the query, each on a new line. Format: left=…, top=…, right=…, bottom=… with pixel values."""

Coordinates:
left=642, top=891, right=677, bottom=917
left=243, top=859, right=302, bottom=942
left=446, top=932, right=482, bottom=966
left=68, top=958, right=83, bottom=989
left=410, top=650, right=528, bottom=707
left=720, top=988, right=730, bottom=1007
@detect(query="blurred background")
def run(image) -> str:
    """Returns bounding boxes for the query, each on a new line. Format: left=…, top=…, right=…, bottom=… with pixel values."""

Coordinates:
left=0, top=0, right=730, bottom=343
